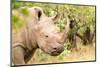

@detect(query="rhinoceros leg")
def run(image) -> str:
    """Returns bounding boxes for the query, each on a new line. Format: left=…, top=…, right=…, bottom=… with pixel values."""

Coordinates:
left=12, top=46, right=25, bottom=65
left=24, top=49, right=36, bottom=63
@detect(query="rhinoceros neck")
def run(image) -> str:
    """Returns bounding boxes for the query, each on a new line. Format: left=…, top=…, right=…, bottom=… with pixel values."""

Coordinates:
left=26, top=20, right=38, bottom=49
left=18, top=15, right=38, bottom=50
left=25, top=25, right=38, bottom=50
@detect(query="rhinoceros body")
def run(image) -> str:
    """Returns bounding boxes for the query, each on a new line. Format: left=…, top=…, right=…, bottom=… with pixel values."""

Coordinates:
left=12, top=7, right=70, bottom=65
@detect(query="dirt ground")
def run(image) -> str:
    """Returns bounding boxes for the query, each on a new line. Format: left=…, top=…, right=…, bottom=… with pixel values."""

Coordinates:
left=64, top=44, right=95, bottom=62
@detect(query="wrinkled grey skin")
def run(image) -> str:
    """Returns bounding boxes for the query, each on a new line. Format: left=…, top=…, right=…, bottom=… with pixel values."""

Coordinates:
left=12, top=7, right=70, bottom=65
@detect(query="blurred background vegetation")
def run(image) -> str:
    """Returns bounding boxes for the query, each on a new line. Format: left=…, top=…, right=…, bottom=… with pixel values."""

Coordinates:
left=12, top=0, right=96, bottom=64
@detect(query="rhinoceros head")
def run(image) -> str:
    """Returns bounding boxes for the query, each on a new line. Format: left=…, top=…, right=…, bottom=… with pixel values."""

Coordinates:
left=28, top=7, right=70, bottom=56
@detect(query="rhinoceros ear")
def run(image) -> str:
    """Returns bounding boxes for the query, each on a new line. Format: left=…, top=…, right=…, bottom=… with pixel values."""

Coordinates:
left=51, top=14, right=59, bottom=23
left=37, top=10, right=42, bottom=19
left=28, top=7, right=43, bottom=20
left=32, top=7, right=43, bottom=20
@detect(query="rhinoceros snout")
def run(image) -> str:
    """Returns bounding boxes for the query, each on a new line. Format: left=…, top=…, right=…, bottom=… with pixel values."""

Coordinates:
left=51, top=45, right=64, bottom=56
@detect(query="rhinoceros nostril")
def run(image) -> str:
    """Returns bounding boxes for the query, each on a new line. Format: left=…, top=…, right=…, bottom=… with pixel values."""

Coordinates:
left=53, top=47, right=57, bottom=50
left=53, top=47, right=63, bottom=51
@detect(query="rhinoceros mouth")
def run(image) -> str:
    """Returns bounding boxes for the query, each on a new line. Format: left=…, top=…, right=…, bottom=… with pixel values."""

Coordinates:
left=50, top=50, right=63, bottom=56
